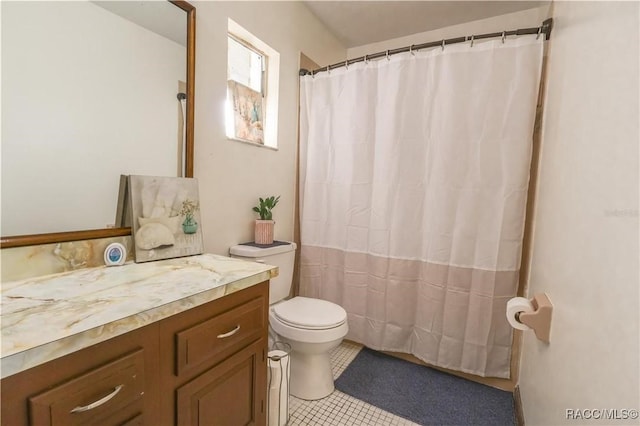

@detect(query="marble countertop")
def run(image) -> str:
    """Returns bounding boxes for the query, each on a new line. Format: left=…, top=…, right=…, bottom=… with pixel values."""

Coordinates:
left=1, top=254, right=277, bottom=379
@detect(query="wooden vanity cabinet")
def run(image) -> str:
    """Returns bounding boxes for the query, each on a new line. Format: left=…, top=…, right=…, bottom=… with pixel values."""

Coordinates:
left=1, top=281, right=269, bottom=426
left=159, top=280, right=269, bottom=426
left=0, top=323, right=161, bottom=426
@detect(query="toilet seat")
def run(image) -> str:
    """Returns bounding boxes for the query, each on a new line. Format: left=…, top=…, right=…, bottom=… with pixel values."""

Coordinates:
left=269, top=297, right=349, bottom=344
left=273, top=297, right=347, bottom=330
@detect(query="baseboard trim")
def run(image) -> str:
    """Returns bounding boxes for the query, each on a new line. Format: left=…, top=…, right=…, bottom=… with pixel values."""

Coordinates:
left=514, top=385, right=525, bottom=426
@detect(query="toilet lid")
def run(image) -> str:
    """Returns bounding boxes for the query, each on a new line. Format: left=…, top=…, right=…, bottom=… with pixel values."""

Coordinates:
left=273, top=297, right=347, bottom=330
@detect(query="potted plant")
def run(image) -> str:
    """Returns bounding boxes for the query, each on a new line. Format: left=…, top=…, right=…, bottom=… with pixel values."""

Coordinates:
left=252, top=195, right=280, bottom=244
left=180, top=199, right=199, bottom=234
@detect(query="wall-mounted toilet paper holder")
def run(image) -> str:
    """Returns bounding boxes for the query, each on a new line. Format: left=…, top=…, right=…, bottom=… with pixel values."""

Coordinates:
left=517, top=293, right=553, bottom=343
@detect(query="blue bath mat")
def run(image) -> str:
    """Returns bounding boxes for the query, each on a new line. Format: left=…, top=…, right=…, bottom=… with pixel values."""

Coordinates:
left=335, top=347, right=515, bottom=426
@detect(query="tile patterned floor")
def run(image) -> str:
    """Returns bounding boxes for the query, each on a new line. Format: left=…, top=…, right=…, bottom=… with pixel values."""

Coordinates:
left=288, top=341, right=420, bottom=426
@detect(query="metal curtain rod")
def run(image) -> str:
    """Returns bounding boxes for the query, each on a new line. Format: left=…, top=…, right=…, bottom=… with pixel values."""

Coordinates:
left=300, top=18, right=553, bottom=76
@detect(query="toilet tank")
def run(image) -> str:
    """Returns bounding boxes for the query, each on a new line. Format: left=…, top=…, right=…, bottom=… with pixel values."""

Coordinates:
left=229, top=242, right=297, bottom=305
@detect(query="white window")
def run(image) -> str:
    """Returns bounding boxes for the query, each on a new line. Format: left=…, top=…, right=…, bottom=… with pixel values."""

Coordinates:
left=228, top=36, right=264, bottom=94
left=226, top=20, right=279, bottom=149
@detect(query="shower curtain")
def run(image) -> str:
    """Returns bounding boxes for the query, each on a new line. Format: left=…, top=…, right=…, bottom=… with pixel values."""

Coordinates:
left=299, top=36, right=543, bottom=378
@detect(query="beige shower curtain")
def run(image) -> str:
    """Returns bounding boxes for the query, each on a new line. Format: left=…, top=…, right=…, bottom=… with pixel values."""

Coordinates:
left=298, top=36, right=543, bottom=378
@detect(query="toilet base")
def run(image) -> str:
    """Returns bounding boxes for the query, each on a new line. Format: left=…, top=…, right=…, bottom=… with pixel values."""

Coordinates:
left=289, top=351, right=334, bottom=400
left=269, top=313, right=348, bottom=401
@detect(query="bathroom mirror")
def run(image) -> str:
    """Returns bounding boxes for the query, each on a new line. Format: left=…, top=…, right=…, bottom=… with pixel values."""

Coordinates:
left=1, top=0, right=195, bottom=248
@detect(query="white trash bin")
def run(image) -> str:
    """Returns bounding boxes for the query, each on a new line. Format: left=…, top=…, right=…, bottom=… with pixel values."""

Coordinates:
left=267, top=342, right=291, bottom=426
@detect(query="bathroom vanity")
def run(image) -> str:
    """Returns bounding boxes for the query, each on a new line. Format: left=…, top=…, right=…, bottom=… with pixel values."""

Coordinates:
left=1, top=254, right=276, bottom=425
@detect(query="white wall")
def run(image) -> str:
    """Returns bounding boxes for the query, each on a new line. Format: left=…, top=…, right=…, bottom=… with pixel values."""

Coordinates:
left=1, top=1, right=185, bottom=235
left=520, top=2, right=640, bottom=424
left=192, top=1, right=345, bottom=255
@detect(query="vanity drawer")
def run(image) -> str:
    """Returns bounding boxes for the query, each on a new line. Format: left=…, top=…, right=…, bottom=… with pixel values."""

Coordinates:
left=29, top=349, right=145, bottom=426
left=175, top=296, right=266, bottom=376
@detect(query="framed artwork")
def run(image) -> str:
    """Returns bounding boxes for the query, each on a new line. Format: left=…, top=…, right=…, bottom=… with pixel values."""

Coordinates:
left=128, top=175, right=203, bottom=263
left=228, top=80, right=264, bottom=144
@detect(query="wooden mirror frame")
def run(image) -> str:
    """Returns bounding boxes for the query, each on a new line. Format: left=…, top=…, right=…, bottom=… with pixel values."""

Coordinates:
left=1, top=0, right=196, bottom=249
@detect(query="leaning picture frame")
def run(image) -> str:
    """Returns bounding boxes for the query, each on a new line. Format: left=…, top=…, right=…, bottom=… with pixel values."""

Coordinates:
left=114, top=174, right=132, bottom=228
left=128, top=175, right=203, bottom=263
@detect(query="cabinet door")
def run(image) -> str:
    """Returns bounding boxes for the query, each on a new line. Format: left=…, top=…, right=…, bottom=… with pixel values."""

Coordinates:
left=176, top=339, right=267, bottom=426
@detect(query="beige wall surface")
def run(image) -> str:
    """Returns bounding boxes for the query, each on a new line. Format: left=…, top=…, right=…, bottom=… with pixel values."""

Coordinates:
left=520, top=2, right=640, bottom=425
left=192, top=1, right=345, bottom=255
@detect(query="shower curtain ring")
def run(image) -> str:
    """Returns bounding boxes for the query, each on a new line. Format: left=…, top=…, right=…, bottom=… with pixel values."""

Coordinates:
left=409, top=45, right=415, bottom=56
left=441, top=39, right=445, bottom=51
left=345, top=60, right=349, bottom=69
left=364, top=55, right=369, bottom=64
left=326, top=65, right=330, bottom=74
left=536, top=26, right=542, bottom=40
left=470, top=35, right=475, bottom=47
left=311, top=70, right=315, bottom=79
left=501, top=31, right=506, bottom=43
left=386, top=50, right=390, bottom=61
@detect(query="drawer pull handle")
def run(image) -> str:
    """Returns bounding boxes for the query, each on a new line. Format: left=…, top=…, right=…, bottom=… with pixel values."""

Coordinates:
left=217, top=325, right=241, bottom=339
left=70, top=384, right=124, bottom=413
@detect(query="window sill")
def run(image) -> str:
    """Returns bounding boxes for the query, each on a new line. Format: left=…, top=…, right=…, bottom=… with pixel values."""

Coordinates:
left=227, top=137, right=278, bottom=151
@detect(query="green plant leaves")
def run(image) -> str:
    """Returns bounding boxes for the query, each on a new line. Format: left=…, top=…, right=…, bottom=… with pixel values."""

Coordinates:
left=253, top=195, right=280, bottom=220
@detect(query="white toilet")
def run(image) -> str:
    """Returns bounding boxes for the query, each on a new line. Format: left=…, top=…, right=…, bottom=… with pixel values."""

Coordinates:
left=230, top=242, right=348, bottom=400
